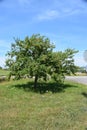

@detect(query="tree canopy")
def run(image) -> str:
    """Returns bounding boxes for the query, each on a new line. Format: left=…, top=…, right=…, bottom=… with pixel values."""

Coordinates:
left=6, top=34, right=78, bottom=89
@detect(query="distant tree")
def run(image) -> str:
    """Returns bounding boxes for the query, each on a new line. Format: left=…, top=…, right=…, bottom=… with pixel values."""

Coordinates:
left=77, top=66, right=87, bottom=73
left=6, top=34, right=78, bottom=89
left=0, top=66, right=2, bottom=69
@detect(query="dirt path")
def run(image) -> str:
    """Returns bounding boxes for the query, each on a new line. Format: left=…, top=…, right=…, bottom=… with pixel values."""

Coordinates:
left=66, top=76, right=87, bottom=85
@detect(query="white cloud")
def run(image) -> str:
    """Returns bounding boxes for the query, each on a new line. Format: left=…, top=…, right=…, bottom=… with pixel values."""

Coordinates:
left=63, top=8, right=81, bottom=16
left=74, top=57, right=87, bottom=67
left=0, top=40, right=10, bottom=67
left=0, top=40, right=11, bottom=57
left=0, top=40, right=10, bottom=48
left=74, top=51, right=87, bottom=67
left=36, top=0, right=87, bottom=21
left=37, top=10, right=59, bottom=21
left=0, top=56, right=6, bottom=68
left=18, top=0, right=32, bottom=5
left=36, top=7, right=83, bottom=21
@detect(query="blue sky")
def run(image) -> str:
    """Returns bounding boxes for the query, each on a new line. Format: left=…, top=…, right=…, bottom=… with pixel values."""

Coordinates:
left=0, top=0, right=87, bottom=67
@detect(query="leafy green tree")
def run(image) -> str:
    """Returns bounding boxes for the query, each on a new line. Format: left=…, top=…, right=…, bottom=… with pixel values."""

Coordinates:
left=6, top=34, right=55, bottom=88
left=6, top=34, right=78, bottom=89
left=48, top=49, right=78, bottom=82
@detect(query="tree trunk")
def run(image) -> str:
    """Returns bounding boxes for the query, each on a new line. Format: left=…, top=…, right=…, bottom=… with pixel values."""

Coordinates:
left=34, top=74, right=38, bottom=90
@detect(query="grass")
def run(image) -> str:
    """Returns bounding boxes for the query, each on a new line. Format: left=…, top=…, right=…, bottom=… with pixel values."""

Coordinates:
left=0, top=79, right=87, bottom=130
left=0, top=69, right=10, bottom=76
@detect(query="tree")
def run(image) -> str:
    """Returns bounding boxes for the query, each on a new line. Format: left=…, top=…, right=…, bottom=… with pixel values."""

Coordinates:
left=6, top=34, right=78, bottom=89
left=48, top=49, right=78, bottom=83
left=0, top=66, right=2, bottom=69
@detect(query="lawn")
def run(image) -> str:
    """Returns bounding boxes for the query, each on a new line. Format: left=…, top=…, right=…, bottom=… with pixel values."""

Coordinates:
left=0, top=69, right=10, bottom=76
left=0, top=79, right=87, bottom=130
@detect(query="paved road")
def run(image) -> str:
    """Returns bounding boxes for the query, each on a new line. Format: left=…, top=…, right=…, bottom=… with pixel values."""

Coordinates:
left=66, top=76, right=87, bottom=85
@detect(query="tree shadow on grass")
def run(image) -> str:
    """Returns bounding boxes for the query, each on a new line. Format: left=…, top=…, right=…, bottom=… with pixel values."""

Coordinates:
left=11, top=81, right=78, bottom=93
left=82, top=92, right=87, bottom=98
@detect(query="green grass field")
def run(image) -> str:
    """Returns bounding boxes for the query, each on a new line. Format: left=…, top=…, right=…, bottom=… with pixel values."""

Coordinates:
left=0, top=79, right=87, bottom=130
left=0, top=69, right=10, bottom=76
